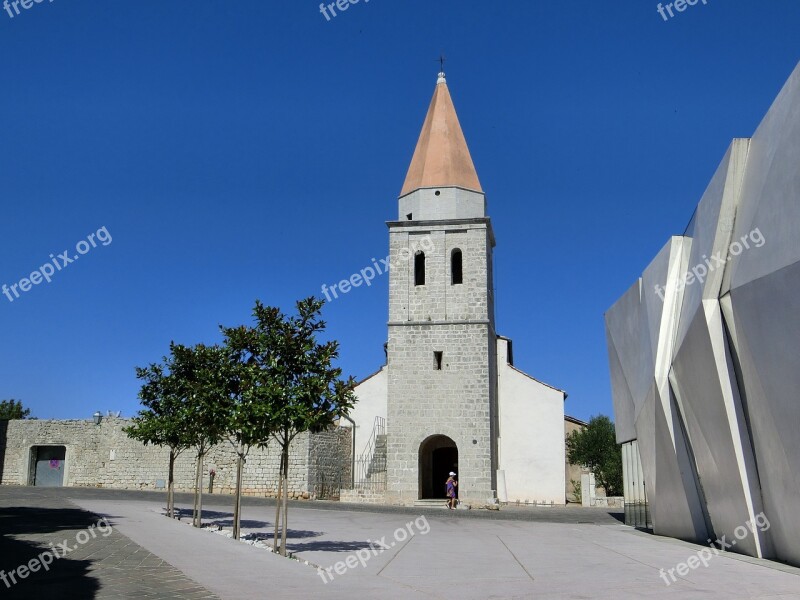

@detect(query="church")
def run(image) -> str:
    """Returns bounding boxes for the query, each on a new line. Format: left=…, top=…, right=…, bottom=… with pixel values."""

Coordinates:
left=343, top=71, right=570, bottom=507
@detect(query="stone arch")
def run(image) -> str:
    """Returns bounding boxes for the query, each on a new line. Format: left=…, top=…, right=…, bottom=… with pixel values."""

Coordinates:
left=418, top=434, right=458, bottom=499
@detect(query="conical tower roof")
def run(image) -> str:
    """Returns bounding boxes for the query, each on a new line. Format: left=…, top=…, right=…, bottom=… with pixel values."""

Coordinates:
left=400, top=72, right=483, bottom=197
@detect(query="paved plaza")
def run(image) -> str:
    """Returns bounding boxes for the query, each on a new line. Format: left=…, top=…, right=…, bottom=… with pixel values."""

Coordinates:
left=1, top=486, right=798, bottom=599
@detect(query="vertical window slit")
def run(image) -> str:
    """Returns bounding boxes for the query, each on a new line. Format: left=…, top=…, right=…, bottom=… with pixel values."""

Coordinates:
left=415, top=251, right=426, bottom=286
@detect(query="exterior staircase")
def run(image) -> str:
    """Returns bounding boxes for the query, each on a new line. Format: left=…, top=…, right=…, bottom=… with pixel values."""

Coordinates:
left=367, top=434, right=387, bottom=477
left=340, top=417, right=387, bottom=504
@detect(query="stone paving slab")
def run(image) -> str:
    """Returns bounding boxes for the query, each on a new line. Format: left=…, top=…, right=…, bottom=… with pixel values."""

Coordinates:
left=0, top=486, right=217, bottom=599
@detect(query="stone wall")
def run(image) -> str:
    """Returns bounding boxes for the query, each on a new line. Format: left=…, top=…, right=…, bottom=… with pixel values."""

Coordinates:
left=339, top=489, right=386, bottom=504
left=0, top=418, right=351, bottom=500
left=308, top=426, right=352, bottom=500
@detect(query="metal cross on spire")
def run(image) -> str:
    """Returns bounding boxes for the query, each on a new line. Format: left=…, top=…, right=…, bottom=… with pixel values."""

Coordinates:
left=437, top=54, right=447, bottom=84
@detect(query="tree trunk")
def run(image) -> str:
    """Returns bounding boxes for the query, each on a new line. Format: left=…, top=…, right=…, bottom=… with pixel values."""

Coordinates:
left=196, top=452, right=204, bottom=527
left=167, top=449, right=176, bottom=518
left=192, top=455, right=200, bottom=525
left=281, top=462, right=289, bottom=556
left=193, top=449, right=205, bottom=528
left=273, top=447, right=284, bottom=553
left=280, top=436, right=290, bottom=556
left=233, top=449, right=245, bottom=540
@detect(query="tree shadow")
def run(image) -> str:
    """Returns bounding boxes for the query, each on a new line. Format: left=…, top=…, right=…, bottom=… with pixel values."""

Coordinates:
left=242, top=529, right=323, bottom=542
left=172, top=507, right=270, bottom=529
left=171, top=508, right=324, bottom=542
left=0, top=506, right=101, bottom=599
left=169, top=505, right=368, bottom=554
left=287, top=539, right=376, bottom=553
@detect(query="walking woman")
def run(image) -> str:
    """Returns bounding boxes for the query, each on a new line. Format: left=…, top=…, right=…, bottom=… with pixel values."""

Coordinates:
left=445, top=472, right=458, bottom=509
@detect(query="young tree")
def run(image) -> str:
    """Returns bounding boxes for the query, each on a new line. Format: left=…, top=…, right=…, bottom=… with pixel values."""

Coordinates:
left=124, top=352, right=192, bottom=518
left=219, top=325, right=278, bottom=540
left=566, top=414, right=623, bottom=497
left=0, top=399, right=32, bottom=420
left=170, top=343, right=232, bottom=528
left=240, top=298, right=356, bottom=556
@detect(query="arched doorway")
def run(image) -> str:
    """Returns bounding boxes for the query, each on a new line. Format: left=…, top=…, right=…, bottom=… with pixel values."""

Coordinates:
left=418, top=435, right=458, bottom=499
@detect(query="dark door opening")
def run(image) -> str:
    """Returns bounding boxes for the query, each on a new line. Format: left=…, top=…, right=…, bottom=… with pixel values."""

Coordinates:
left=419, top=435, right=458, bottom=499
left=33, top=446, right=66, bottom=487
left=432, top=447, right=458, bottom=499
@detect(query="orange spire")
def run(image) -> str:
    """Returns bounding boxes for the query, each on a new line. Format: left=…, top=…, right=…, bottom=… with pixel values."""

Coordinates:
left=400, top=72, right=483, bottom=197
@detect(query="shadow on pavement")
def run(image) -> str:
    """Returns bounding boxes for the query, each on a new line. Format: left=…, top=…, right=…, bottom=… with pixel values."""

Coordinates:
left=171, top=508, right=326, bottom=543
left=0, top=506, right=101, bottom=599
left=608, top=511, right=625, bottom=524
left=245, top=528, right=323, bottom=541
left=288, top=539, right=376, bottom=553
left=173, top=507, right=271, bottom=529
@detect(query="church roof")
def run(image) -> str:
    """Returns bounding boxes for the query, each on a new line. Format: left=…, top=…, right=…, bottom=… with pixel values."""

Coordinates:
left=400, top=72, right=483, bottom=197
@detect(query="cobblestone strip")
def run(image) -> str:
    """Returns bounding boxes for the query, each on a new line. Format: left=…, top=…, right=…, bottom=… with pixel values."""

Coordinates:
left=0, top=488, right=218, bottom=599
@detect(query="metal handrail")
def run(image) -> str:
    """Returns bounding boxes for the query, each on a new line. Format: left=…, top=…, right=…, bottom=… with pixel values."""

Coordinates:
left=352, top=417, right=386, bottom=492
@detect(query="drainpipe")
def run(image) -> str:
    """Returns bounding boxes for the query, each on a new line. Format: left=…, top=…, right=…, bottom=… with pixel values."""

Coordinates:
left=340, top=414, right=356, bottom=488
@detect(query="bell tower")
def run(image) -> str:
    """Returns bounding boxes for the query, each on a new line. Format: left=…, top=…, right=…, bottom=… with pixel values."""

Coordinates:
left=386, top=71, right=498, bottom=504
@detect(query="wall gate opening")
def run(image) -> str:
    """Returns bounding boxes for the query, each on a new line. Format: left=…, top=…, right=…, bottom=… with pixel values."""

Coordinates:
left=31, top=446, right=66, bottom=487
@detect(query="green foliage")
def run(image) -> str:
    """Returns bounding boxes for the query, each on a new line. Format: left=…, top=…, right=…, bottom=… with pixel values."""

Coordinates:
left=124, top=348, right=193, bottom=452
left=569, top=478, right=582, bottom=503
left=125, top=341, right=232, bottom=452
left=168, top=343, right=232, bottom=452
left=566, top=415, right=623, bottom=497
left=220, top=324, right=280, bottom=453
left=0, top=399, right=32, bottom=420
left=225, top=298, right=357, bottom=446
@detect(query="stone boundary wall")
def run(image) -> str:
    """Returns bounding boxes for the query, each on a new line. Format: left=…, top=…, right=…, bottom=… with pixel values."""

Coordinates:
left=339, top=489, right=386, bottom=504
left=309, top=426, right=352, bottom=499
left=0, top=418, right=351, bottom=500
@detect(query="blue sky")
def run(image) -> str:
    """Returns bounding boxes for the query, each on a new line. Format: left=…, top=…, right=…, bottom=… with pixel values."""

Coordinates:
left=1, top=0, right=798, bottom=422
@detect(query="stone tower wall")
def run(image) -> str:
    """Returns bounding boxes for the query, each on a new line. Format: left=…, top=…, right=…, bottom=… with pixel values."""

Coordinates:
left=386, top=218, right=497, bottom=504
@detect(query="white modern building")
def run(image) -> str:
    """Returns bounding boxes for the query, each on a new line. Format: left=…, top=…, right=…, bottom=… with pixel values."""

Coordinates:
left=606, top=61, right=800, bottom=566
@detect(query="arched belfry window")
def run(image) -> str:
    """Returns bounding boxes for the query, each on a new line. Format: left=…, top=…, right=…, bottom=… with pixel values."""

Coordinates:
left=451, top=249, right=463, bottom=285
left=414, top=251, right=426, bottom=286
